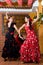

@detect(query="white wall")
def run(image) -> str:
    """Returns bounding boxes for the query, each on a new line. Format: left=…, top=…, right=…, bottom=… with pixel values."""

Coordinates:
left=41, top=0, right=43, bottom=6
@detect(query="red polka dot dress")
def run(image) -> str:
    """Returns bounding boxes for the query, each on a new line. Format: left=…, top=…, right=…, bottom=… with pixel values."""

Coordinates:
left=20, top=24, right=40, bottom=63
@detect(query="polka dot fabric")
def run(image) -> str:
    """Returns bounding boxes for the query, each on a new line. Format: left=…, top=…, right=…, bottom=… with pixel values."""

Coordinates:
left=20, top=24, right=40, bottom=63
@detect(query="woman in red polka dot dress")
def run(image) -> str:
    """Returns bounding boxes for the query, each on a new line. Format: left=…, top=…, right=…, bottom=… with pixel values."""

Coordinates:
left=19, top=8, right=40, bottom=63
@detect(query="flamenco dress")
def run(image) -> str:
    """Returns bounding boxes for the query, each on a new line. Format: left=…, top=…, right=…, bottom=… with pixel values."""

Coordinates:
left=2, top=22, right=20, bottom=59
left=20, top=24, right=40, bottom=63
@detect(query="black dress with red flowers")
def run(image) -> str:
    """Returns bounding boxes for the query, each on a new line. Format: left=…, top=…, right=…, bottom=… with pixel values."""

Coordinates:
left=2, top=22, right=20, bottom=59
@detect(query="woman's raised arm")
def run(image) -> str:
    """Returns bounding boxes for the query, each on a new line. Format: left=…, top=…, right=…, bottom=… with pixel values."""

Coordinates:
left=6, top=12, right=8, bottom=19
left=32, top=8, right=39, bottom=24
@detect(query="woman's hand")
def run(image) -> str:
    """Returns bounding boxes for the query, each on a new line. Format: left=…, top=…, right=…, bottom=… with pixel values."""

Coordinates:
left=6, top=12, right=8, bottom=14
left=18, top=29, right=24, bottom=40
left=19, top=34, right=24, bottom=40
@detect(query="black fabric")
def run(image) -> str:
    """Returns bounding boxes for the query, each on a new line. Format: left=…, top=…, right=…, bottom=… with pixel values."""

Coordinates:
left=8, top=22, right=16, bottom=33
left=2, top=22, right=20, bottom=59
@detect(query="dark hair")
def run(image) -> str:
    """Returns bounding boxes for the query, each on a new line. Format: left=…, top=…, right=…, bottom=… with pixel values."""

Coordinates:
left=25, top=15, right=32, bottom=30
left=8, top=16, right=12, bottom=19
left=6, top=20, right=9, bottom=28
